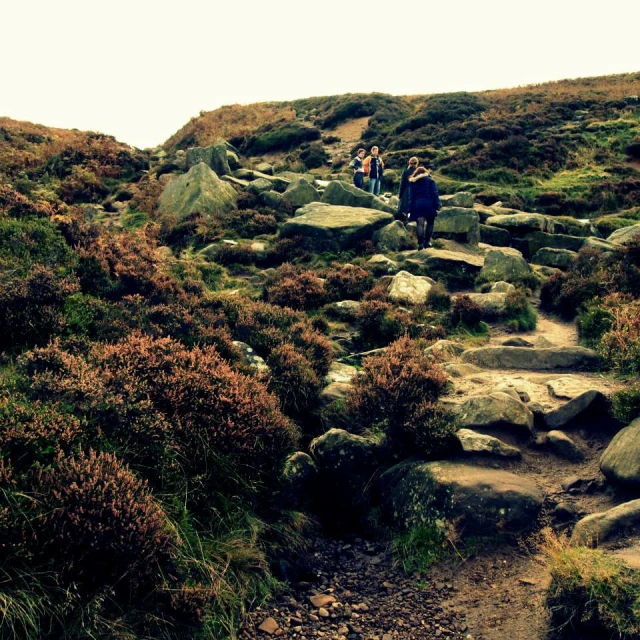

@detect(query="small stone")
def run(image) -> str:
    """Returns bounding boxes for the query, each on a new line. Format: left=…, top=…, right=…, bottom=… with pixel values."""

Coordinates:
left=357, top=602, right=369, bottom=612
left=258, top=617, right=279, bottom=635
left=310, top=594, right=336, bottom=608
left=318, top=607, right=330, bottom=617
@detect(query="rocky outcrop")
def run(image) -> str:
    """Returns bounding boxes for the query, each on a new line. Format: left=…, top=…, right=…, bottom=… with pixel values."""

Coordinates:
left=543, top=390, right=608, bottom=429
left=512, top=231, right=585, bottom=259
left=186, top=139, right=231, bottom=176
left=440, top=192, right=474, bottom=208
left=486, top=213, right=553, bottom=234
left=479, top=224, right=511, bottom=247
left=281, top=203, right=393, bottom=251
left=461, top=346, right=601, bottom=371
left=157, top=163, right=237, bottom=222
left=600, top=418, right=640, bottom=487
left=378, top=460, right=543, bottom=536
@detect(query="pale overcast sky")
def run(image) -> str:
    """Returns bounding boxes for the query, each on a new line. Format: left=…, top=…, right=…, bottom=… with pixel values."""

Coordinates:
left=2, top=0, right=639, bottom=149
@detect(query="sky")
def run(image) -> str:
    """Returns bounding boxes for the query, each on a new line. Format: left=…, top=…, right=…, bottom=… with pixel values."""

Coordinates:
left=2, top=0, right=639, bottom=149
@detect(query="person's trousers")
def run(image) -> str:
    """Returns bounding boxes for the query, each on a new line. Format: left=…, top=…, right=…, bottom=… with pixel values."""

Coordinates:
left=416, top=217, right=435, bottom=246
left=368, top=177, right=382, bottom=196
left=354, top=172, right=364, bottom=189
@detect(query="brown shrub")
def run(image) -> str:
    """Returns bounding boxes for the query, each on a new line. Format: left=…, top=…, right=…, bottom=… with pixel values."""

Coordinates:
left=356, top=299, right=406, bottom=348
left=324, top=263, right=374, bottom=301
left=32, top=449, right=173, bottom=595
left=344, top=336, right=448, bottom=435
left=0, top=265, right=79, bottom=351
left=0, top=184, right=57, bottom=218
left=264, top=264, right=327, bottom=310
left=450, top=294, right=483, bottom=327
left=267, top=343, right=322, bottom=416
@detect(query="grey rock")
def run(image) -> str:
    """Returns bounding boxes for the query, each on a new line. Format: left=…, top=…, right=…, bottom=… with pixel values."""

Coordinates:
left=512, top=231, right=585, bottom=259
left=486, top=213, right=553, bottom=234
left=571, top=498, right=640, bottom=546
left=543, top=390, right=607, bottom=429
left=157, top=163, right=237, bottom=222
left=456, top=428, right=522, bottom=459
left=281, top=202, right=393, bottom=251
left=544, top=430, right=585, bottom=461
left=462, top=292, right=509, bottom=318
left=479, top=224, right=512, bottom=247
left=479, top=248, right=533, bottom=283
left=387, top=270, right=434, bottom=304
left=373, top=221, right=415, bottom=252
left=247, top=178, right=274, bottom=194
left=532, top=247, right=577, bottom=270
left=607, top=223, right=640, bottom=247
left=433, top=207, right=480, bottom=245
left=378, top=460, right=542, bottom=536
left=600, top=418, right=640, bottom=487
left=491, top=281, right=516, bottom=293
left=440, top=192, right=474, bottom=208
left=282, top=178, right=320, bottom=208
left=233, top=341, right=269, bottom=374
left=457, top=392, right=534, bottom=436
left=425, top=340, right=465, bottom=359
left=320, top=180, right=395, bottom=214
left=461, top=346, right=601, bottom=371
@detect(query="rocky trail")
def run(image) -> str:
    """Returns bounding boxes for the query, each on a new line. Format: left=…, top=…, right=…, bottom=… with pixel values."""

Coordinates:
left=239, top=305, right=629, bottom=640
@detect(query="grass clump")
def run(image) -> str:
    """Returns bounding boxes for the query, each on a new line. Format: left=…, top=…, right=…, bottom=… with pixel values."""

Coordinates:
left=611, top=385, right=640, bottom=425
left=544, top=529, right=640, bottom=639
left=504, top=289, right=538, bottom=332
left=392, top=522, right=452, bottom=574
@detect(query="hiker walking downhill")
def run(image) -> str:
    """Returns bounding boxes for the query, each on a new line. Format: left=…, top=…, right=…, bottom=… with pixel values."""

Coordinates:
left=409, top=165, right=441, bottom=249
left=363, top=146, right=384, bottom=196
left=397, top=156, right=419, bottom=222
left=349, top=148, right=366, bottom=190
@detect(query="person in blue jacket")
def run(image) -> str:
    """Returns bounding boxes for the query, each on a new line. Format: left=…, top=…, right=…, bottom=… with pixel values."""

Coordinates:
left=408, top=165, right=441, bottom=249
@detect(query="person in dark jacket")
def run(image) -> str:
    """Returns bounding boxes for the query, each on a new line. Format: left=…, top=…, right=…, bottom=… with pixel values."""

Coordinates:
left=396, top=156, right=419, bottom=222
left=363, top=146, right=384, bottom=196
left=408, top=166, right=441, bottom=249
left=349, top=148, right=366, bottom=189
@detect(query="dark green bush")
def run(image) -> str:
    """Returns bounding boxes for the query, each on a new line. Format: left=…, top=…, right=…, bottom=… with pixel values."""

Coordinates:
left=611, top=385, right=640, bottom=424
left=577, top=303, right=614, bottom=348
left=247, top=123, right=321, bottom=154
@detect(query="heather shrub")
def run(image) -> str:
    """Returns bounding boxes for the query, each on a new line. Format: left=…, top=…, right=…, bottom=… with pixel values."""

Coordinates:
left=425, top=283, right=452, bottom=311
left=0, top=265, right=79, bottom=352
left=0, top=183, right=56, bottom=219
left=611, top=385, right=640, bottom=424
left=31, top=449, right=173, bottom=597
left=210, top=242, right=256, bottom=266
left=356, top=300, right=406, bottom=349
left=257, top=235, right=311, bottom=267
left=599, top=301, right=640, bottom=374
left=267, top=343, right=322, bottom=417
left=503, top=289, right=537, bottom=331
left=344, top=336, right=450, bottom=448
left=264, top=264, right=327, bottom=310
left=324, top=263, right=374, bottom=301
left=226, top=208, right=278, bottom=237
left=577, top=302, right=615, bottom=348
left=0, top=394, right=81, bottom=468
left=450, top=295, right=483, bottom=329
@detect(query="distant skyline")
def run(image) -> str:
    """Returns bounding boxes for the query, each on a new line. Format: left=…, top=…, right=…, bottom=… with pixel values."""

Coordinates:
left=3, top=0, right=639, bottom=149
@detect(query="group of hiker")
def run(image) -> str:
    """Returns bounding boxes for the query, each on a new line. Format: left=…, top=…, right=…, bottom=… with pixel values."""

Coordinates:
left=349, top=147, right=441, bottom=249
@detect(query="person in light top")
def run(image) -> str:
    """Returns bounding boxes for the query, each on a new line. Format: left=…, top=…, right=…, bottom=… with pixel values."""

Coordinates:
left=363, top=146, right=384, bottom=196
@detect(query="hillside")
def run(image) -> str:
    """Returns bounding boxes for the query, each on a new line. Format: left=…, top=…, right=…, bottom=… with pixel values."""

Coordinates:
left=1, top=72, right=640, bottom=640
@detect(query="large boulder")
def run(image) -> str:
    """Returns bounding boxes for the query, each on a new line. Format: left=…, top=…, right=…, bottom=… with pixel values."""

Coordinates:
left=461, top=346, right=602, bottom=371
left=607, top=223, right=640, bottom=247
left=571, top=499, right=640, bottom=547
left=531, top=247, right=577, bottom=270
left=247, top=177, right=274, bottom=194
left=281, top=202, right=393, bottom=251
left=186, top=139, right=231, bottom=176
left=281, top=452, right=319, bottom=510
left=378, top=460, right=543, bottom=536
left=157, top=163, right=237, bottom=222
left=463, top=292, right=509, bottom=318
left=543, top=390, right=608, bottom=430
left=486, top=213, right=553, bottom=234
left=320, top=180, right=395, bottom=214
left=440, top=192, right=474, bottom=208
left=553, top=217, right=598, bottom=237
left=457, top=392, right=534, bottom=436
left=282, top=178, right=320, bottom=208
left=583, top=236, right=626, bottom=252
left=387, top=270, right=434, bottom=304
left=479, top=248, right=533, bottom=283
left=410, top=247, right=485, bottom=283
left=433, top=208, right=480, bottom=245
left=233, top=169, right=290, bottom=192
left=372, top=220, right=415, bottom=252
left=600, top=418, right=640, bottom=487
left=479, top=224, right=511, bottom=247
left=512, top=231, right=585, bottom=259
left=310, top=428, right=382, bottom=523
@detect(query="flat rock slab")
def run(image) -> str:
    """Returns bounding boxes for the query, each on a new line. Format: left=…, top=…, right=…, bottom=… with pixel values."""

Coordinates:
left=547, top=376, right=600, bottom=400
left=281, top=203, right=393, bottom=251
left=387, top=270, right=434, bottom=304
left=461, top=346, right=601, bottom=371
left=571, top=498, right=640, bottom=547
left=325, top=362, right=359, bottom=385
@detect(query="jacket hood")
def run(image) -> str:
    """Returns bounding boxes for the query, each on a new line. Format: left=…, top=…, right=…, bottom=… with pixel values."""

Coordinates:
left=408, top=173, right=430, bottom=183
